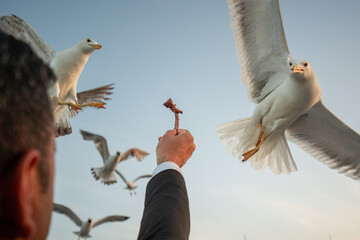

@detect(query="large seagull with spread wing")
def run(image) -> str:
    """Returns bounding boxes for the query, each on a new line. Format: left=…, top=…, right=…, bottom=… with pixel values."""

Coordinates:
left=217, top=0, right=360, bottom=180
left=0, top=15, right=114, bottom=137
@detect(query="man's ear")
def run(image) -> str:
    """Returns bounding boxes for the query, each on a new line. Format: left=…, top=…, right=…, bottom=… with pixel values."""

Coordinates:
left=2, top=149, right=41, bottom=239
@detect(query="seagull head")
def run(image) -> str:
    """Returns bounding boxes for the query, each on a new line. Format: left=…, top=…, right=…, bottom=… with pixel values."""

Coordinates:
left=78, top=38, right=102, bottom=54
left=126, top=182, right=136, bottom=190
left=87, top=218, right=93, bottom=224
left=290, top=59, right=314, bottom=80
left=116, top=151, right=121, bottom=156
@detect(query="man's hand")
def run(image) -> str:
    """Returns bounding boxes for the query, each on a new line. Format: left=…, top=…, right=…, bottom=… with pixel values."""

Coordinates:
left=156, top=129, right=195, bottom=168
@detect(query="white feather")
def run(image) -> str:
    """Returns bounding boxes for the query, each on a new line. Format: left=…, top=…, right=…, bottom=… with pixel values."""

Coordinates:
left=218, top=118, right=297, bottom=174
left=227, top=0, right=291, bottom=103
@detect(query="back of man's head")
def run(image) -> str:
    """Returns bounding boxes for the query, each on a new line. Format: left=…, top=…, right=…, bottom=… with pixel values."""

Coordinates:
left=0, top=31, right=56, bottom=239
left=0, top=30, right=55, bottom=188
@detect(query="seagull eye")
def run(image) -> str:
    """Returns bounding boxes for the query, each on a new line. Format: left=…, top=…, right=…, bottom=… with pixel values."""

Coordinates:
left=304, top=63, right=308, bottom=67
left=289, top=62, right=292, bottom=66
left=87, top=39, right=91, bottom=43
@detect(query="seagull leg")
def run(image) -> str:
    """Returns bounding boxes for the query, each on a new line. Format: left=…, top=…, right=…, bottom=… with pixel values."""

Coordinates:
left=77, top=102, right=105, bottom=109
left=57, top=100, right=81, bottom=112
left=242, top=120, right=270, bottom=161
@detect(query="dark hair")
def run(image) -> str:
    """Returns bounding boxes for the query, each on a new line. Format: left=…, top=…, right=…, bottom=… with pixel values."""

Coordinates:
left=0, top=31, right=55, bottom=192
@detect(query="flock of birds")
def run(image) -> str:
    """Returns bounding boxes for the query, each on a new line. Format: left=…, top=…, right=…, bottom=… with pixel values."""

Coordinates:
left=53, top=129, right=151, bottom=239
left=0, top=15, right=152, bottom=239
left=1, top=0, right=360, bottom=238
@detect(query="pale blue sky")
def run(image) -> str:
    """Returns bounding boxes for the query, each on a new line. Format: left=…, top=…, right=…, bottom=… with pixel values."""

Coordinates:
left=1, top=1, right=360, bottom=239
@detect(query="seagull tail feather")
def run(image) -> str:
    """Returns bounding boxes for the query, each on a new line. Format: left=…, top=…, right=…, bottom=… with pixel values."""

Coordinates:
left=102, top=172, right=117, bottom=185
left=217, top=118, right=297, bottom=174
left=54, top=105, right=74, bottom=137
left=73, top=232, right=91, bottom=238
left=91, top=167, right=117, bottom=185
left=217, top=117, right=252, bottom=160
left=249, top=133, right=297, bottom=174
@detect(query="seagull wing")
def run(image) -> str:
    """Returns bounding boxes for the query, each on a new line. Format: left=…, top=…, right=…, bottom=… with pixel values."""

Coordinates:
left=79, top=129, right=110, bottom=163
left=119, top=148, right=149, bottom=162
left=55, top=84, right=114, bottom=138
left=286, top=101, right=360, bottom=180
left=93, top=215, right=129, bottom=228
left=77, top=83, right=114, bottom=106
left=53, top=203, right=83, bottom=227
left=227, top=0, right=291, bottom=103
left=133, top=174, right=152, bottom=183
left=55, top=106, right=76, bottom=137
left=0, top=15, right=55, bottom=63
left=114, top=170, right=127, bottom=184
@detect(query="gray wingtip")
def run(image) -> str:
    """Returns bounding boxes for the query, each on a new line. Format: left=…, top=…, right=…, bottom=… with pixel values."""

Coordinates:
left=79, top=129, right=91, bottom=140
left=55, top=125, right=72, bottom=138
left=53, top=202, right=59, bottom=210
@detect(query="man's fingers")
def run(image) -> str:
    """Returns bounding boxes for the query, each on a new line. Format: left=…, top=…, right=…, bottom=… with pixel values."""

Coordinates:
left=158, top=129, right=176, bottom=143
left=159, top=129, right=194, bottom=143
left=163, top=129, right=177, bottom=137
left=177, top=129, right=194, bottom=142
left=177, top=129, right=188, bottom=135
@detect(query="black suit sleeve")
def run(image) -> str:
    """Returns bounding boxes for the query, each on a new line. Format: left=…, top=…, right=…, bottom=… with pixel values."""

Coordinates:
left=138, top=169, right=190, bottom=240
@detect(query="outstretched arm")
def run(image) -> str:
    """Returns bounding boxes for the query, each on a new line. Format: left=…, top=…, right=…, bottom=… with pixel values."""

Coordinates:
left=138, top=129, right=195, bottom=240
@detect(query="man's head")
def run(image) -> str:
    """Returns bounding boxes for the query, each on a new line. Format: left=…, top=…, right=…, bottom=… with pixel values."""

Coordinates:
left=0, top=31, right=56, bottom=239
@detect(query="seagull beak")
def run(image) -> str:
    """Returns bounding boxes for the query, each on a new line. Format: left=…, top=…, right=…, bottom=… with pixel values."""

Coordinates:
left=291, top=65, right=304, bottom=73
left=89, top=44, right=102, bottom=50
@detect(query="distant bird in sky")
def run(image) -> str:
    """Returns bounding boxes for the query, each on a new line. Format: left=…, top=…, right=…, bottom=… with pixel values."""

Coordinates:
left=53, top=203, right=129, bottom=240
left=217, top=0, right=360, bottom=180
left=115, top=170, right=151, bottom=195
left=80, top=129, right=149, bottom=185
left=0, top=15, right=114, bottom=137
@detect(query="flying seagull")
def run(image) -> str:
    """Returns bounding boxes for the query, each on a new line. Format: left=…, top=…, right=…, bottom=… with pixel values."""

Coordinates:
left=217, top=0, right=360, bottom=179
left=80, top=129, right=149, bottom=185
left=0, top=15, right=114, bottom=137
left=115, top=170, right=151, bottom=195
left=53, top=203, right=129, bottom=240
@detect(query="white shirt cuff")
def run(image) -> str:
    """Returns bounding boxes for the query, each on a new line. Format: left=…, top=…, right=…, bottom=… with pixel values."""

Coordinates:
left=152, top=161, right=183, bottom=177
